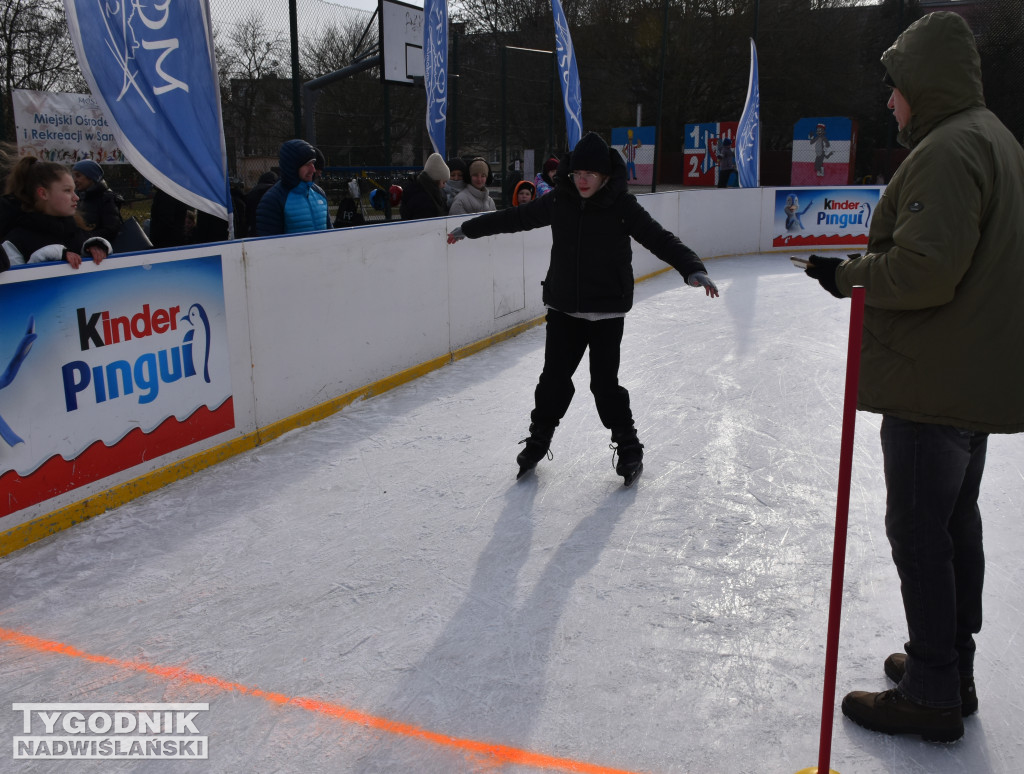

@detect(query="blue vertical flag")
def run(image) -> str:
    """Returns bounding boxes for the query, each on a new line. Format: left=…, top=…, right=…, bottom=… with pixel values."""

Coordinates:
left=551, top=0, right=582, bottom=149
left=423, top=0, right=448, bottom=157
left=63, top=0, right=231, bottom=222
left=736, top=38, right=761, bottom=188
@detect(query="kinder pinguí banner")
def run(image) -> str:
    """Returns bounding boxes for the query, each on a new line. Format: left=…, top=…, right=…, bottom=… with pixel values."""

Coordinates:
left=771, top=187, right=879, bottom=248
left=0, top=256, right=234, bottom=517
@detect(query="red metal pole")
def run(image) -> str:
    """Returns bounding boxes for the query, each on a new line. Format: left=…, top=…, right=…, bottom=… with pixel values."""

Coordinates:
left=816, top=285, right=865, bottom=774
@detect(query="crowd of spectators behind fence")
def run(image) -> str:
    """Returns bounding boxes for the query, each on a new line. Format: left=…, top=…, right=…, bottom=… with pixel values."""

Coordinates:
left=3, top=133, right=580, bottom=275
left=4, top=131, right=748, bottom=273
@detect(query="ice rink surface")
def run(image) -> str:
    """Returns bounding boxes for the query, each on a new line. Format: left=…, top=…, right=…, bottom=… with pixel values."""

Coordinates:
left=2, top=253, right=1023, bottom=774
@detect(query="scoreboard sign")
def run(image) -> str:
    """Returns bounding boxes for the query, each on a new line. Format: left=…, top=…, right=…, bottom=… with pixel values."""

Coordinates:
left=683, top=121, right=737, bottom=186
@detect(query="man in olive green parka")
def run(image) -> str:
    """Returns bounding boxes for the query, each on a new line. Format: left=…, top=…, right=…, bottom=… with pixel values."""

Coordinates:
left=804, top=12, right=1024, bottom=743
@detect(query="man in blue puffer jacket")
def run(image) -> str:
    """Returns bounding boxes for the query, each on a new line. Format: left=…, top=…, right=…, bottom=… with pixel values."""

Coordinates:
left=254, top=139, right=331, bottom=236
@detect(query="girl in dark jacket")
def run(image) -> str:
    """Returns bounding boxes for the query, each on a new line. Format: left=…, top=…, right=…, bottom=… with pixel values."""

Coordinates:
left=2, top=157, right=110, bottom=271
left=447, top=132, right=719, bottom=484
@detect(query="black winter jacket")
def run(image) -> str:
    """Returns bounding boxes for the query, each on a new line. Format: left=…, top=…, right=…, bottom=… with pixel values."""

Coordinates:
left=76, top=181, right=122, bottom=244
left=2, top=207, right=101, bottom=264
left=399, top=172, right=447, bottom=221
left=460, top=147, right=705, bottom=313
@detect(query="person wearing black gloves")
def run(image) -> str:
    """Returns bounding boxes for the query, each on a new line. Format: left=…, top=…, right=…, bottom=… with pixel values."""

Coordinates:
left=447, top=131, right=718, bottom=485
left=802, top=12, right=1024, bottom=744
left=804, top=254, right=845, bottom=298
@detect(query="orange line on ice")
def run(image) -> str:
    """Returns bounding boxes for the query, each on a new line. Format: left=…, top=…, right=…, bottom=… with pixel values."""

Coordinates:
left=0, top=626, right=647, bottom=774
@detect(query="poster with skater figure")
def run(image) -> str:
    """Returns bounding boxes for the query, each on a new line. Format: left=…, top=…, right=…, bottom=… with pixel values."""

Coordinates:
left=612, top=126, right=656, bottom=185
left=790, top=117, right=857, bottom=186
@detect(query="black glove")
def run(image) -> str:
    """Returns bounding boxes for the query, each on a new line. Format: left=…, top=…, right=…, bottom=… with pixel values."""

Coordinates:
left=805, top=255, right=844, bottom=299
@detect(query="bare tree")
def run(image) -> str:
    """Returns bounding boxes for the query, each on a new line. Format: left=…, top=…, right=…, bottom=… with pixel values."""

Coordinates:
left=0, top=0, right=85, bottom=139
left=216, top=11, right=291, bottom=159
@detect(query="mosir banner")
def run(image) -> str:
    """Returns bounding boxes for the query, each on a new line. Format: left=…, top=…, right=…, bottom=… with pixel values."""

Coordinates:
left=12, top=90, right=125, bottom=165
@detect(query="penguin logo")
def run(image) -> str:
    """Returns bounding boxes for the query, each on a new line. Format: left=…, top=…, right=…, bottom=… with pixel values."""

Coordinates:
left=0, top=316, right=37, bottom=446
left=181, top=304, right=212, bottom=383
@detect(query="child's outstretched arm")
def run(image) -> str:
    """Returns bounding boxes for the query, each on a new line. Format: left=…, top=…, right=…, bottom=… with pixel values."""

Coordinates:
left=687, top=271, right=719, bottom=297
left=446, top=195, right=554, bottom=247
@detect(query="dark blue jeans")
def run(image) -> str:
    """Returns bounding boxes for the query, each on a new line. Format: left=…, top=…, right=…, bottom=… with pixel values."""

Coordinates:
left=880, top=415, right=987, bottom=708
left=530, top=310, right=632, bottom=431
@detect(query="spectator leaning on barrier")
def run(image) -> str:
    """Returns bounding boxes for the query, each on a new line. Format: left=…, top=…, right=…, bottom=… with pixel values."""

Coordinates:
left=802, top=11, right=1024, bottom=744
left=448, top=157, right=496, bottom=216
left=71, top=159, right=123, bottom=245
left=1, top=156, right=110, bottom=271
left=444, top=157, right=468, bottom=211
left=255, top=139, right=331, bottom=236
left=512, top=179, right=536, bottom=207
left=399, top=153, right=450, bottom=221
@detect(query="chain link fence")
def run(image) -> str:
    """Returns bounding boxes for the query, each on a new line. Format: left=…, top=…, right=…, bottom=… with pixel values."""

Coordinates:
left=212, top=0, right=1024, bottom=212
left=9, top=0, right=1022, bottom=231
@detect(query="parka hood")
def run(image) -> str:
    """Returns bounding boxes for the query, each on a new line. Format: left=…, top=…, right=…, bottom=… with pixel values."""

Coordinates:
left=278, top=139, right=318, bottom=188
left=881, top=11, right=984, bottom=148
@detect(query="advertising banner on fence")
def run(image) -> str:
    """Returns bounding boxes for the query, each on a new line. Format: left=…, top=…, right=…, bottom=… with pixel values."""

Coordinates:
left=771, top=187, right=879, bottom=249
left=12, top=90, right=125, bottom=165
left=0, top=257, right=234, bottom=518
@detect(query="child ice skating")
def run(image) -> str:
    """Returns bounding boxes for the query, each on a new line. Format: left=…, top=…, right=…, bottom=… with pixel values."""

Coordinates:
left=447, top=132, right=719, bottom=484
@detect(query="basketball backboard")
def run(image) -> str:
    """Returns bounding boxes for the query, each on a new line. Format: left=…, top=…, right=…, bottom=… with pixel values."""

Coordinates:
left=380, top=0, right=424, bottom=86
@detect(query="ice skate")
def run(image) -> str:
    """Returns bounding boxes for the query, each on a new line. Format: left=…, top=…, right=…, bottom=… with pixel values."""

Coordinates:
left=610, top=427, right=644, bottom=486
left=516, top=423, right=555, bottom=478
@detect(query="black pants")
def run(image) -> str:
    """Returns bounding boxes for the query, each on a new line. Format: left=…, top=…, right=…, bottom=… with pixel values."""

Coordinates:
left=530, top=310, right=632, bottom=431
left=881, top=415, right=987, bottom=708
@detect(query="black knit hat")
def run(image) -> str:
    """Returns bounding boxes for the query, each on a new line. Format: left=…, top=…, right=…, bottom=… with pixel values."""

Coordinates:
left=570, top=132, right=611, bottom=174
left=446, top=156, right=469, bottom=178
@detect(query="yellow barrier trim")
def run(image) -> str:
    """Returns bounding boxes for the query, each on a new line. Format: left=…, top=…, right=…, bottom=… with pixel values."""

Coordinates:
left=1, top=257, right=692, bottom=557
left=0, top=315, right=546, bottom=558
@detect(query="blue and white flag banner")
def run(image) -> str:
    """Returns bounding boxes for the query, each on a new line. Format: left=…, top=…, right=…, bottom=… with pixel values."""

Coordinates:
left=551, top=0, right=582, bottom=150
left=423, top=0, right=448, bottom=157
left=63, top=0, right=231, bottom=220
left=736, top=38, right=761, bottom=188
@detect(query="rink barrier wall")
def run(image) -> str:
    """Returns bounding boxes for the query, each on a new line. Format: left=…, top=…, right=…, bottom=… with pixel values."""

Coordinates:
left=0, top=186, right=876, bottom=556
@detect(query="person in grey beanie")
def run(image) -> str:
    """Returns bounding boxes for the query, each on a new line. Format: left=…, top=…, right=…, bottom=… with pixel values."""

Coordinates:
left=447, top=131, right=719, bottom=485
left=71, top=159, right=122, bottom=245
